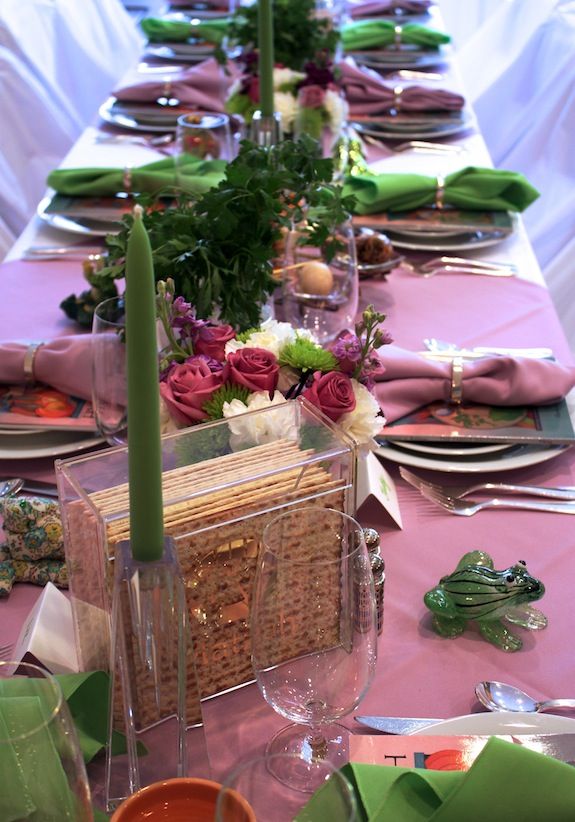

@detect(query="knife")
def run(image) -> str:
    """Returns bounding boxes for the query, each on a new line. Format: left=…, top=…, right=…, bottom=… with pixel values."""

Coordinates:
left=355, top=716, right=441, bottom=734
left=21, top=480, right=59, bottom=498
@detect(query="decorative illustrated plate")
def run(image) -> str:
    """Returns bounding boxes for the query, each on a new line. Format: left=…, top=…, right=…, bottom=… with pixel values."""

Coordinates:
left=37, top=196, right=120, bottom=237
left=412, top=712, right=575, bottom=736
left=375, top=441, right=569, bottom=473
left=0, top=430, right=105, bottom=460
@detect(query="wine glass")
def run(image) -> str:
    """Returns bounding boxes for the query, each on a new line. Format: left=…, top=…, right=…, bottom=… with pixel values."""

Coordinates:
left=281, top=220, right=358, bottom=345
left=215, top=753, right=358, bottom=821
left=0, top=660, right=93, bottom=821
left=251, top=507, right=377, bottom=793
left=92, top=296, right=127, bottom=445
left=175, top=112, right=234, bottom=191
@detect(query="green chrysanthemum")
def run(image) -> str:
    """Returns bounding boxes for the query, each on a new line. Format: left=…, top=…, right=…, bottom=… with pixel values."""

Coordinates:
left=279, top=338, right=338, bottom=373
left=235, top=327, right=260, bottom=344
left=203, top=383, right=251, bottom=420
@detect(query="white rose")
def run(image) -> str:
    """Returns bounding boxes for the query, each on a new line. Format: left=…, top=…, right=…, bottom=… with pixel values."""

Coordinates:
left=338, top=380, right=384, bottom=445
left=223, top=391, right=298, bottom=448
left=323, top=88, right=349, bottom=134
left=274, top=91, right=298, bottom=132
left=159, top=395, right=183, bottom=435
left=224, top=338, right=246, bottom=356
left=273, top=67, right=306, bottom=91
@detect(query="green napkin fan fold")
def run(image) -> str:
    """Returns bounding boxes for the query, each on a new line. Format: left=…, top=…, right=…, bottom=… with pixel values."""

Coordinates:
left=343, top=166, right=540, bottom=214
left=342, top=20, right=450, bottom=51
left=47, top=156, right=227, bottom=198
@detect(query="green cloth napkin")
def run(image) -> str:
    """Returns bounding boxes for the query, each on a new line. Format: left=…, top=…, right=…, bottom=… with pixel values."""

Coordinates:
left=47, top=156, right=227, bottom=198
left=343, top=166, right=540, bottom=214
left=140, top=16, right=231, bottom=44
left=297, top=737, right=575, bottom=821
left=342, top=20, right=450, bottom=51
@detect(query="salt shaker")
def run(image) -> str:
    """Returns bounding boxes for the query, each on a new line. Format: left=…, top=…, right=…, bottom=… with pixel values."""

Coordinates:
left=363, top=528, right=385, bottom=635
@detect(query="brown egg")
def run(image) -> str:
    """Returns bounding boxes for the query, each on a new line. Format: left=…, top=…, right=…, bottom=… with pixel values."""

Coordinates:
left=298, top=261, right=334, bottom=295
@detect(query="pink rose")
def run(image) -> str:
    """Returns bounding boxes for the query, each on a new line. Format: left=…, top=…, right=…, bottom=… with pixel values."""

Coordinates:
left=194, top=323, right=236, bottom=361
left=299, top=84, right=326, bottom=109
left=247, top=75, right=260, bottom=104
left=302, top=371, right=356, bottom=422
left=223, top=347, right=279, bottom=393
left=159, top=356, right=223, bottom=425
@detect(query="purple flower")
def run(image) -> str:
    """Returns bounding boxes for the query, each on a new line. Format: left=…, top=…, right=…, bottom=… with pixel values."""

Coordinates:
left=186, top=354, right=224, bottom=373
left=332, top=332, right=363, bottom=374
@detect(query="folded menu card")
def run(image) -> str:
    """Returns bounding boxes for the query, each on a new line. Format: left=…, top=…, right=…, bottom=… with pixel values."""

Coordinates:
left=297, top=736, right=575, bottom=821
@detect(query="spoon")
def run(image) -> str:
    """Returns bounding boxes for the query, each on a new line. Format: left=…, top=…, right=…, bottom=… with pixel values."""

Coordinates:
left=0, top=478, right=24, bottom=497
left=475, top=681, right=575, bottom=714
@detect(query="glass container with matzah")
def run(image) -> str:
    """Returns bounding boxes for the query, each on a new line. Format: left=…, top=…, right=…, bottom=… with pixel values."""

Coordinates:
left=56, top=398, right=356, bottom=729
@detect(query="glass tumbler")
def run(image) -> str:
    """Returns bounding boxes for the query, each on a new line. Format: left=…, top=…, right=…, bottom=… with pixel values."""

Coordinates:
left=92, top=296, right=127, bottom=445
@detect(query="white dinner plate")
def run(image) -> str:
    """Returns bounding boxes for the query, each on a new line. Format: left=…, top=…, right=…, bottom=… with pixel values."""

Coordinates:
left=0, top=426, right=46, bottom=436
left=375, top=441, right=569, bottom=473
left=390, top=439, right=512, bottom=457
left=0, top=430, right=105, bottom=460
left=354, top=119, right=470, bottom=141
left=385, top=229, right=513, bottom=252
left=99, top=97, right=182, bottom=133
left=37, top=196, right=121, bottom=237
left=412, top=711, right=575, bottom=736
left=353, top=48, right=448, bottom=71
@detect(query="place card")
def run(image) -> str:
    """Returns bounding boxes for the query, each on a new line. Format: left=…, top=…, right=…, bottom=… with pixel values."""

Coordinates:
left=356, top=450, right=403, bottom=528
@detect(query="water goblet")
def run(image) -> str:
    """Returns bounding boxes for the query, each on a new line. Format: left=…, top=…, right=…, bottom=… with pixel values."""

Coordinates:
left=175, top=111, right=234, bottom=190
left=251, top=507, right=377, bottom=793
left=92, top=296, right=127, bottom=445
left=215, top=753, right=357, bottom=821
left=281, top=220, right=358, bottom=345
left=0, top=660, right=93, bottom=821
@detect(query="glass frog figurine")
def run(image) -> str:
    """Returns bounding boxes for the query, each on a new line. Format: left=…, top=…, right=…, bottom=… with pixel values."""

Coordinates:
left=424, top=550, right=547, bottom=652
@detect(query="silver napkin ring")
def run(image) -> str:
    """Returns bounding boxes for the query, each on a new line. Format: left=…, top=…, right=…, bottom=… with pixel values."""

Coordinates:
left=162, top=79, right=172, bottom=99
left=394, top=24, right=403, bottom=48
left=435, top=174, right=445, bottom=210
left=393, top=85, right=403, bottom=111
left=450, top=357, right=464, bottom=404
left=23, top=342, right=44, bottom=384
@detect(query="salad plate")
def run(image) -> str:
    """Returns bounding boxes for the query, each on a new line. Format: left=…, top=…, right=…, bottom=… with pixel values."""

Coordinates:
left=0, top=430, right=105, bottom=460
left=391, top=439, right=512, bottom=457
left=99, top=96, right=187, bottom=133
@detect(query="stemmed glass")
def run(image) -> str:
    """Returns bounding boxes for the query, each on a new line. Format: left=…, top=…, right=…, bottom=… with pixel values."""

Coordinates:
left=92, top=296, right=128, bottom=445
left=281, top=219, right=358, bottom=345
left=252, top=507, right=377, bottom=793
left=0, top=661, right=93, bottom=821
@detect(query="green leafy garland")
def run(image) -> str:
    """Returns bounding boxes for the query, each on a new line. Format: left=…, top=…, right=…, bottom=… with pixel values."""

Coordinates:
left=61, top=136, right=354, bottom=332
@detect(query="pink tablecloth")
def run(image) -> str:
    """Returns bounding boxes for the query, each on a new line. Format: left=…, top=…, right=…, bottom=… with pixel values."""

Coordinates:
left=2, top=258, right=575, bottom=787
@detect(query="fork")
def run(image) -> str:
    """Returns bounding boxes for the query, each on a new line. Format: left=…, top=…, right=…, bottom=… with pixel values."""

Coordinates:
left=0, top=643, right=14, bottom=660
left=414, top=488, right=575, bottom=516
left=401, top=261, right=515, bottom=278
left=399, top=466, right=575, bottom=501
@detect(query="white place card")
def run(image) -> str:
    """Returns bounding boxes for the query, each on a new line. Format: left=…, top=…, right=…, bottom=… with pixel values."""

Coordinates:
left=356, top=451, right=403, bottom=529
left=11, top=583, right=79, bottom=675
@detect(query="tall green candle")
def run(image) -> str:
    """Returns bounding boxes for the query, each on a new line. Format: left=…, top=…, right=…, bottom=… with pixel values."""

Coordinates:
left=258, top=0, right=275, bottom=118
left=125, top=205, right=164, bottom=562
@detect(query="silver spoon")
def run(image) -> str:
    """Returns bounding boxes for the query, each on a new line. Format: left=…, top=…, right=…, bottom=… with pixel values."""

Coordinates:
left=476, top=681, right=575, bottom=714
left=0, top=478, right=24, bottom=497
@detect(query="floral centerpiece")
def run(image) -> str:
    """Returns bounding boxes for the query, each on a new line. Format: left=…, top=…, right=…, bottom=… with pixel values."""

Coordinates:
left=156, top=279, right=392, bottom=446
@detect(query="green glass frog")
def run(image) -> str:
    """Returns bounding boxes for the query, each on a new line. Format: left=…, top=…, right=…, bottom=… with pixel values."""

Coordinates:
left=424, top=550, right=547, bottom=652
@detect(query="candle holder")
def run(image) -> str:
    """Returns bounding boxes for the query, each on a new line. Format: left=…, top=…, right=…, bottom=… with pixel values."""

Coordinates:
left=249, top=110, right=283, bottom=147
left=105, top=536, right=204, bottom=812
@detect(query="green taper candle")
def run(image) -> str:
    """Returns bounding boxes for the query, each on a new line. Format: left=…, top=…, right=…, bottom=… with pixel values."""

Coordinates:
left=125, top=204, right=164, bottom=562
left=258, top=0, right=275, bottom=117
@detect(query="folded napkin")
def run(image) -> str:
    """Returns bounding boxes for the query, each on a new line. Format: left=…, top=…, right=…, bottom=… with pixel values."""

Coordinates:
left=342, top=20, right=450, bottom=51
left=343, top=166, right=540, bottom=214
left=47, top=156, right=227, bottom=198
left=348, top=0, right=433, bottom=18
left=0, top=496, right=66, bottom=598
left=113, top=57, right=240, bottom=109
left=340, top=59, right=464, bottom=115
left=0, top=336, right=93, bottom=401
left=298, top=737, right=575, bottom=821
left=140, top=16, right=230, bottom=44
left=374, top=345, right=575, bottom=423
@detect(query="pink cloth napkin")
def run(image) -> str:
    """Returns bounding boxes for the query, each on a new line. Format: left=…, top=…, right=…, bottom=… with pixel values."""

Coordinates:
left=113, top=57, right=241, bottom=109
left=340, top=59, right=464, bottom=115
left=375, top=345, right=575, bottom=423
left=348, top=0, right=433, bottom=19
left=0, top=337, right=93, bottom=401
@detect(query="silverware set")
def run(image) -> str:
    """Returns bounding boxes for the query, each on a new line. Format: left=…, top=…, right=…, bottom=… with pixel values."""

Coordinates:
left=400, top=467, right=575, bottom=516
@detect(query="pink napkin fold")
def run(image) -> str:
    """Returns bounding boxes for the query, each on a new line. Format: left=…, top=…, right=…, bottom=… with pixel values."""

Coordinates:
left=375, top=346, right=575, bottom=423
left=348, top=0, right=433, bottom=19
left=340, top=59, right=464, bottom=115
left=1, top=337, right=93, bottom=401
left=113, top=57, right=241, bottom=109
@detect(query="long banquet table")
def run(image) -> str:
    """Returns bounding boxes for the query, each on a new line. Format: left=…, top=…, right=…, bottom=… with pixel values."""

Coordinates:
left=2, top=12, right=575, bottom=813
